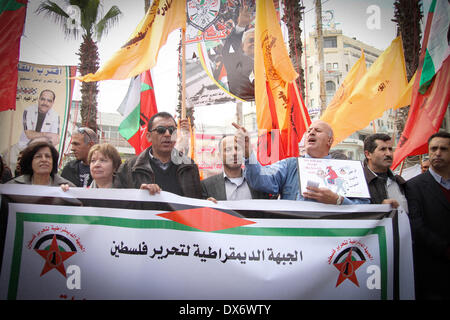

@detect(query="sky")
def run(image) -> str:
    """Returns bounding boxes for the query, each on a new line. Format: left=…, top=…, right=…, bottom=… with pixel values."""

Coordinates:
left=19, top=0, right=429, bottom=128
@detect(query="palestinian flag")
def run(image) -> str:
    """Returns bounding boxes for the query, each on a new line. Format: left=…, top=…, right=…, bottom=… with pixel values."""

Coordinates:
left=418, top=0, right=449, bottom=94
left=117, top=70, right=158, bottom=155
left=0, top=0, right=27, bottom=111
left=391, top=0, right=450, bottom=169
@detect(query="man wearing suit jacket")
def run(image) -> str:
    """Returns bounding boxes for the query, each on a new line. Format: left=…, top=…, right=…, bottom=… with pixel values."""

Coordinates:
left=202, top=135, right=272, bottom=201
left=405, top=131, right=450, bottom=300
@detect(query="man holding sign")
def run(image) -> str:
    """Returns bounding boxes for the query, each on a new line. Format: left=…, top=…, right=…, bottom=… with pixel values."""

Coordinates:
left=235, top=120, right=369, bottom=205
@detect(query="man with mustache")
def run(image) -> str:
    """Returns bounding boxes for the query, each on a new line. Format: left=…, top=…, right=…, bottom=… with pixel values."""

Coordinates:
left=405, top=131, right=450, bottom=300
left=236, top=120, right=369, bottom=205
left=363, top=133, right=407, bottom=210
left=114, top=112, right=202, bottom=198
left=19, top=89, right=60, bottom=148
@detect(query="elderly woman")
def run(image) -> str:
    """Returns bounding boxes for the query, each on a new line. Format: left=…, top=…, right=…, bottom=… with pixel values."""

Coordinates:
left=87, top=143, right=121, bottom=188
left=7, top=140, right=74, bottom=187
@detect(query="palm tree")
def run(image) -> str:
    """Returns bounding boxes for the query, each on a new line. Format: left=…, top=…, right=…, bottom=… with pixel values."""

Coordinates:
left=392, top=0, right=423, bottom=167
left=282, top=0, right=306, bottom=101
left=36, top=0, right=122, bottom=132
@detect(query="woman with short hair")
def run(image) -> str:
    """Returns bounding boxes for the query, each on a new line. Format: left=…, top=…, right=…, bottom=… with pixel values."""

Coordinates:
left=7, top=141, right=74, bottom=187
left=87, top=143, right=122, bottom=188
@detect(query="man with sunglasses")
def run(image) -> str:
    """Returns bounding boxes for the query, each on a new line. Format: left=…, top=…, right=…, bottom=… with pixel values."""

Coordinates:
left=114, top=112, right=202, bottom=198
left=61, top=127, right=98, bottom=187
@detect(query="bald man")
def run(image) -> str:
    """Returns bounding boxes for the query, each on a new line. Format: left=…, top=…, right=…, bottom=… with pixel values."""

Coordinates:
left=236, top=120, right=369, bottom=205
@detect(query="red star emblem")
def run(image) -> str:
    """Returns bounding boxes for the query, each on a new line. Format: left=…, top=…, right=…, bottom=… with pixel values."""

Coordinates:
left=333, top=248, right=365, bottom=287
left=35, top=235, right=76, bottom=277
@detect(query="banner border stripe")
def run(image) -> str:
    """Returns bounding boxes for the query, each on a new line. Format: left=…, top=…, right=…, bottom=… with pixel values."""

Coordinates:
left=7, top=212, right=388, bottom=300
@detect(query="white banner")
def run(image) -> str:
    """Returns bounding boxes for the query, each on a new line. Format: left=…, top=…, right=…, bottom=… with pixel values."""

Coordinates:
left=0, top=185, right=414, bottom=300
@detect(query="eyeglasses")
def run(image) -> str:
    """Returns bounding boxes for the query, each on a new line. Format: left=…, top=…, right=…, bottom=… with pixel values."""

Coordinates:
left=150, top=126, right=177, bottom=135
left=77, top=127, right=97, bottom=143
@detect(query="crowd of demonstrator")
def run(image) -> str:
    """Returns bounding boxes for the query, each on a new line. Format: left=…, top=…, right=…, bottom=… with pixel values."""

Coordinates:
left=1, top=111, right=449, bottom=300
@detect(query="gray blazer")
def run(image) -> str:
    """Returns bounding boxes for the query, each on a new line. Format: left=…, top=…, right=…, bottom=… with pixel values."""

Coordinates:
left=201, top=173, right=273, bottom=200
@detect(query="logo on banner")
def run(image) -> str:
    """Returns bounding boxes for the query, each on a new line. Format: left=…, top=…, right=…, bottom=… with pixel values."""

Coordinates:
left=328, top=239, right=375, bottom=288
left=186, top=0, right=221, bottom=31
left=27, top=226, right=85, bottom=289
left=34, top=234, right=77, bottom=277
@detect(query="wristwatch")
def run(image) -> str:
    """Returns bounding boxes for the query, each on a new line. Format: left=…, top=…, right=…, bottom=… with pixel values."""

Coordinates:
left=336, top=195, right=343, bottom=205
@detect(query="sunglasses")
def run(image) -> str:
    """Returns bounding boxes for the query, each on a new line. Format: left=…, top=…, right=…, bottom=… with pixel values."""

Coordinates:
left=78, top=127, right=97, bottom=142
left=150, top=126, right=177, bottom=135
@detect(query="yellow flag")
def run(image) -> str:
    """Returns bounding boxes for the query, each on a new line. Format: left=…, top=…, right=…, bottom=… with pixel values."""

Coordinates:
left=321, top=50, right=366, bottom=124
left=255, top=0, right=298, bottom=133
left=393, top=71, right=416, bottom=110
left=78, top=0, right=185, bottom=82
left=326, top=36, right=408, bottom=146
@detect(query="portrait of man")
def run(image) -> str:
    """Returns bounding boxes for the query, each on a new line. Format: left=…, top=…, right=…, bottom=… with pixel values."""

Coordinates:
left=221, top=4, right=255, bottom=101
left=18, top=89, right=60, bottom=149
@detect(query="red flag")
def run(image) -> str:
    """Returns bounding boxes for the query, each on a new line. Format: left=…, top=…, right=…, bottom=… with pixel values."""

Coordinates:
left=257, top=82, right=311, bottom=164
left=287, top=82, right=311, bottom=157
left=0, top=0, right=27, bottom=111
left=392, top=57, right=450, bottom=169
left=392, top=1, right=450, bottom=169
left=118, top=70, right=158, bottom=155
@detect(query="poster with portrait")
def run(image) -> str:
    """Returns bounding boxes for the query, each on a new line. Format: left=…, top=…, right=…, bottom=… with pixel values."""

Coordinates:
left=297, top=158, right=370, bottom=198
left=185, top=0, right=281, bottom=106
left=0, top=61, right=77, bottom=170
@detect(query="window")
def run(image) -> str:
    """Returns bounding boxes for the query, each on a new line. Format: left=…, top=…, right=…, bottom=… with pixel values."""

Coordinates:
left=324, top=36, right=337, bottom=48
left=310, top=99, right=314, bottom=107
left=310, top=82, right=314, bottom=90
left=326, top=63, right=332, bottom=70
left=309, top=66, right=313, bottom=74
left=346, top=64, right=349, bottom=71
left=326, top=81, right=336, bottom=92
left=333, top=63, right=338, bottom=70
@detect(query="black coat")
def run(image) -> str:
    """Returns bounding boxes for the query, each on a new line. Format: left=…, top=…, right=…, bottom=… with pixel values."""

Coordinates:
left=61, top=159, right=93, bottom=187
left=363, top=162, right=406, bottom=204
left=113, top=147, right=203, bottom=199
left=405, top=171, right=450, bottom=299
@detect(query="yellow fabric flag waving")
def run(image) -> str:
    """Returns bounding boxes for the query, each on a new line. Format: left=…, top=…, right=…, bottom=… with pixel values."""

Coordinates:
left=321, top=50, right=366, bottom=124
left=255, top=0, right=298, bottom=132
left=324, top=36, right=407, bottom=146
left=78, top=0, right=185, bottom=82
left=255, top=0, right=309, bottom=163
left=393, top=71, right=416, bottom=110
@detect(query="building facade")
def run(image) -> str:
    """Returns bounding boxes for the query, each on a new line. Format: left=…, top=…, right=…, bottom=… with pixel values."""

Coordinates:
left=302, top=28, right=398, bottom=160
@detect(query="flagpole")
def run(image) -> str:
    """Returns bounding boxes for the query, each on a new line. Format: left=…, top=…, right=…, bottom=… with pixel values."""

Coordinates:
left=181, top=27, right=186, bottom=120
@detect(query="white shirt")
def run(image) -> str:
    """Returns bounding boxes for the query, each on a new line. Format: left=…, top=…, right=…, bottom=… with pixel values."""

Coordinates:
left=429, top=167, right=450, bottom=190
left=367, top=166, right=409, bottom=212
left=223, top=172, right=252, bottom=200
left=19, top=104, right=60, bottom=148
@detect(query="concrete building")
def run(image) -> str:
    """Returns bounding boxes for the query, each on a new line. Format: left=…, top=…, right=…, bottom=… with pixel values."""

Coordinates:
left=303, top=28, right=398, bottom=160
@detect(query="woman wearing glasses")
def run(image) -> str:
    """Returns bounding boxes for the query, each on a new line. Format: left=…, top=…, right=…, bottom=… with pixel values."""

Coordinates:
left=7, top=140, right=74, bottom=187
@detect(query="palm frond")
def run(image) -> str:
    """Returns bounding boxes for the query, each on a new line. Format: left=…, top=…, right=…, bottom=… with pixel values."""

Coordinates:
left=95, top=5, right=122, bottom=41
left=36, top=1, right=83, bottom=39
left=78, top=0, right=100, bottom=38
